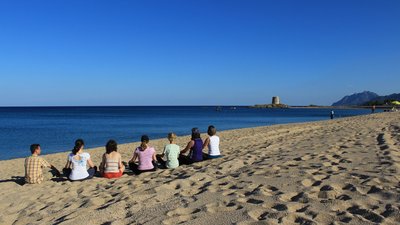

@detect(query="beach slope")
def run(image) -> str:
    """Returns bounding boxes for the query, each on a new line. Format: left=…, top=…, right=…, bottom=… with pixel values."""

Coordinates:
left=0, top=112, right=399, bottom=225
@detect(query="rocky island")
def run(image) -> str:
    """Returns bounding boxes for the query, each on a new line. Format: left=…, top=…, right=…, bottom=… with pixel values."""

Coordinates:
left=250, top=96, right=289, bottom=108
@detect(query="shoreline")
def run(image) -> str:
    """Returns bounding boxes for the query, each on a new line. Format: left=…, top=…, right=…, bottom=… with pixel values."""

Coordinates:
left=0, top=112, right=369, bottom=162
left=0, top=119, right=322, bottom=163
left=1, top=112, right=399, bottom=224
left=0, top=107, right=370, bottom=161
left=289, top=105, right=394, bottom=109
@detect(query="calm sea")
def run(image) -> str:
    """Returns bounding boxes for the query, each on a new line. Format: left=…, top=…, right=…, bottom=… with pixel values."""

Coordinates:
left=0, top=106, right=371, bottom=160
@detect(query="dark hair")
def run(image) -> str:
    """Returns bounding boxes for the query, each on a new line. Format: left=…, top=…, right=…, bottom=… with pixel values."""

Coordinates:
left=72, top=139, right=84, bottom=155
left=207, top=125, right=216, bottom=136
left=140, top=135, right=149, bottom=150
left=30, top=144, right=40, bottom=154
left=106, top=139, right=117, bottom=154
left=191, top=127, right=201, bottom=140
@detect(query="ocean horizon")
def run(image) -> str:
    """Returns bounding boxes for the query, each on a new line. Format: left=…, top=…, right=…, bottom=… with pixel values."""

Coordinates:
left=0, top=106, right=372, bottom=160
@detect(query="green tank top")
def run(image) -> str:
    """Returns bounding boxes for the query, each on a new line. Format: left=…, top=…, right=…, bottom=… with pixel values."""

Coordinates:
left=164, top=144, right=180, bottom=168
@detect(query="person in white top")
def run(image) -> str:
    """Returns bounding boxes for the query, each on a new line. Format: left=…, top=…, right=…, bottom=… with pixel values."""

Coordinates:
left=202, top=125, right=221, bottom=159
left=63, top=139, right=97, bottom=181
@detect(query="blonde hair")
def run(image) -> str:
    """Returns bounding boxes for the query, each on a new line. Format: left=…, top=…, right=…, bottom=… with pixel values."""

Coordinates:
left=168, top=132, right=177, bottom=142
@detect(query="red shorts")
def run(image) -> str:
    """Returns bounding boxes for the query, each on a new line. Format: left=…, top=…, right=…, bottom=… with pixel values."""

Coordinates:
left=102, top=171, right=123, bottom=179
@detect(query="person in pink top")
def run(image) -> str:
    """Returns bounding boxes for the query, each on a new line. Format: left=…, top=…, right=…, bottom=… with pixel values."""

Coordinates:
left=128, top=135, right=158, bottom=175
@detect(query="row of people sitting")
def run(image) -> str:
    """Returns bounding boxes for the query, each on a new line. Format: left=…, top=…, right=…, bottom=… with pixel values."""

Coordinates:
left=24, top=126, right=221, bottom=184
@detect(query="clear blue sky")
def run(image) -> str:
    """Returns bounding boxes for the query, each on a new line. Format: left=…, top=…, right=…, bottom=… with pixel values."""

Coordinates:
left=0, top=0, right=399, bottom=106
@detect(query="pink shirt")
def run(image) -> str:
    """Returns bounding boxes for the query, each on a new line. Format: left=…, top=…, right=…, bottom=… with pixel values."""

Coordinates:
left=135, top=147, right=155, bottom=170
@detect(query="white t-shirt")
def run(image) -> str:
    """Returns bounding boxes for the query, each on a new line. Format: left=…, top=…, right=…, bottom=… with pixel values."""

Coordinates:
left=208, top=135, right=220, bottom=156
left=68, top=152, right=90, bottom=180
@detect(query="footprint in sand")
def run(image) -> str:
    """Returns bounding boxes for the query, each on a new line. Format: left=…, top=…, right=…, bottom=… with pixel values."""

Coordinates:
left=339, top=158, right=352, bottom=164
left=247, top=209, right=286, bottom=222
left=294, top=216, right=316, bottom=225
left=164, top=207, right=201, bottom=224
left=283, top=160, right=300, bottom=167
left=246, top=198, right=264, bottom=205
left=323, top=161, right=334, bottom=167
left=291, top=192, right=310, bottom=204
left=312, top=173, right=329, bottom=181
left=381, top=204, right=400, bottom=219
left=346, top=205, right=384, bottom=223
left=247, top=208, right=270, bottom=221
left=285, top=202, right=307, bottom=213
left=279, top=192, right=309, bottom=204
left=205, top=201, right=243, bottom=213
left=317, top=185, right=341, bottom=199
left=296, top=205, right=310, bottom=213
left=163, top=215, right=196, bottom=225
left=336, top=194, right=352, bottom=201
left=180, top=189, right=199, bottom=197
left=279, top=192, right=297, bottom=201
left=267, top=185, right=279, bottom=192
left=244, top=184, right=273, bottom=197
left=300, top=179, right=314, bottom=187
left=342, top=183, right=357, bottom=192
left=272, top=204, right=288, bottom=211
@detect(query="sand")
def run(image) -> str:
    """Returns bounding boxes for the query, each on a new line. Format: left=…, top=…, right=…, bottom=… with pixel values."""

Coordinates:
left=0, top=112, right=399, bottom=225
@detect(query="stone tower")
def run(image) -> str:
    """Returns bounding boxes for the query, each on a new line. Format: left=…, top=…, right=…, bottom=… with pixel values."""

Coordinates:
left=272, top=96, right=280, bottom=105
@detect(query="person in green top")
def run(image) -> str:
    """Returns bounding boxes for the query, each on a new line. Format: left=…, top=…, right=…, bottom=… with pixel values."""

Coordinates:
left=156, top=133, right=180, bottom=169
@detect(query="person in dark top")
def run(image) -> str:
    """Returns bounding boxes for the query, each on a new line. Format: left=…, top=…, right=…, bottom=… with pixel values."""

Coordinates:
left=179, top=128, right=203, bottom=165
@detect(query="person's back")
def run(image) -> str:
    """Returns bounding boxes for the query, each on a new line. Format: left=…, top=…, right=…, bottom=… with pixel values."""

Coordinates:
left=164, top=144, right=180, bottom=168
left=69, top=152, right=90, bottom=180
left=25, top=155, right=50, bottom=184
left=64, top=139, right=96, bottom=181
left=136, top=147, right=155, bottom=170
left=190, top=138, right=203, bottom=162
left=103, top=152, right=121, bottom=173
left=208, top=135, right=220, bottom=156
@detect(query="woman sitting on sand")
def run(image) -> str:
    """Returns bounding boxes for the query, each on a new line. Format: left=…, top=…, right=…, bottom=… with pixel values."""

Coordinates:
left=179, top=127, right=203, bottom=164
left=100, top=140, right=125, bottom=179
left=156, top=133, right=180, bottom=169
left=63, top=139, right=97, bottom=181
left=128, top=135, right=157, bottom=175
left=202, top=125, right=221, bottom=159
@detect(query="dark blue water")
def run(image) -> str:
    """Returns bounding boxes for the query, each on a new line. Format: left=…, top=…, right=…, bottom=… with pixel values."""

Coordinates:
left=0, top=106, right=371, bottom=160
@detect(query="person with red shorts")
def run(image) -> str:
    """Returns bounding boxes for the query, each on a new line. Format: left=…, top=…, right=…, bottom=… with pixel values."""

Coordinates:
left=100, top=140, right=125, bottom=179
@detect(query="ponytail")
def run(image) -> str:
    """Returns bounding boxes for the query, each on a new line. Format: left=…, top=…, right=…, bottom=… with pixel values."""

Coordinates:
left=72, top=139, right=84, bottom=155
left=191, top=127, right=201, bottom=140
left=140, top=141, right=147, bottom=150
left=140, top=135, right=149, bottom=151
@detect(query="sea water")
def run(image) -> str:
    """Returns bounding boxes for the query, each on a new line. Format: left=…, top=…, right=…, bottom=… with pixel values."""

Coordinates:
left=0, top=106, right=370, bottom=160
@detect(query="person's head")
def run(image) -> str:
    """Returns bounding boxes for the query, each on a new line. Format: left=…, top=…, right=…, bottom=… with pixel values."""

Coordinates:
left=30, top=144, right=41, bottom=155
left=140, top=135, right=150, bottom=150
left=207, top=125, right=217, bottom=136
left=106, top=139, right=117, bottom=154
left=191, top=127, right=201, bottom=140
left=168, top=132, right=177, bottom=142
left=72, top=139, right=85, bottom=155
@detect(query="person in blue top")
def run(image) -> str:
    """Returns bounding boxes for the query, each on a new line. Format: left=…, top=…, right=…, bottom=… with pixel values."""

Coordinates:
left=179, top=127, right=203, bottom=165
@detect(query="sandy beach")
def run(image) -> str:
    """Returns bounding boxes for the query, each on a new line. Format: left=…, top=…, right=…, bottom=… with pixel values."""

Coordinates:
left=0, top=112, right=399, bottom=225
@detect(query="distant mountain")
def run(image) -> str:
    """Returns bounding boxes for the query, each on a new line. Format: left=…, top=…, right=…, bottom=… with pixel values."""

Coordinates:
left=332, top=91, right=379, bottom=106
left=364, top=93, right=400, bottom=105
left=370, top=93, right=400, bottom=102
